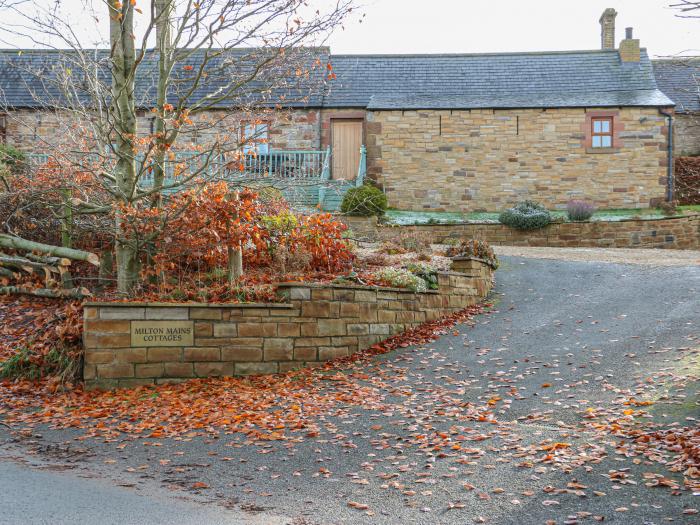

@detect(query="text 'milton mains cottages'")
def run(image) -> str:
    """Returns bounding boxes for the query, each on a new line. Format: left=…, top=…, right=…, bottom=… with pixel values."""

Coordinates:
left=131, top=321, right=194, bottom=346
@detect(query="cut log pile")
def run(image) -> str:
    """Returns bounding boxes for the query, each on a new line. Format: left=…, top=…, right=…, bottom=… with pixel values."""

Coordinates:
left=0, top=234, right=99, bottom=299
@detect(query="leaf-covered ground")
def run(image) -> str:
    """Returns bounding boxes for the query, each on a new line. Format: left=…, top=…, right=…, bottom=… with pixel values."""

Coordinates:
left=1, top=255, right=698, bottom=524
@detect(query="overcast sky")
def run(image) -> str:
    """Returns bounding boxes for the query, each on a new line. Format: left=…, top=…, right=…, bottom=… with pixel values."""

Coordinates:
left=328, top=0, right=699, bottom=57
left=1, top=0, right=697, bottom=57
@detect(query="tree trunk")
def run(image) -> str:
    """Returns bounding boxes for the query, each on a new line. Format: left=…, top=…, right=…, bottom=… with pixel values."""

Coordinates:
left=115, top=237, right=138, bottom=295
left=0, top=234, right=99, bottom=265
left=227, top=245, right=243, bottom=285
left=110, top=0, right=139, bottom=295
left=226, top=191, right=243, bottom=284
left=0, top=286, right=90, bottom=299
left=97, top=249, right=114, bottom=290
left=151, top=0, right=174, bottom=209
left=60, top=188, right=73, bottom=248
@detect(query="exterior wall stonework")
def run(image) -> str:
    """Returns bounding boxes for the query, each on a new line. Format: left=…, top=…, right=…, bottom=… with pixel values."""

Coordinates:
left=83, top=262, right=494, bottom=390
left=366, top=107, right=669, bottom=211
left=375, top=214, right=700, bottom=250
left=5, top=105, right=676, bottom=211
left=674, top=113, right=700, bottom=157
left=3, top=108, right=322, bottom=152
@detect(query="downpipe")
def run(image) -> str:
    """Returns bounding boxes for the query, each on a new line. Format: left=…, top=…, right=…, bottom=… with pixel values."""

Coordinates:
left=660, top=109, right=674, bottom=202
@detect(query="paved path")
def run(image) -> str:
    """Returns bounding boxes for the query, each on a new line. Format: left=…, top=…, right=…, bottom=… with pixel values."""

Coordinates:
left=3, top=253, right=699, bottom=524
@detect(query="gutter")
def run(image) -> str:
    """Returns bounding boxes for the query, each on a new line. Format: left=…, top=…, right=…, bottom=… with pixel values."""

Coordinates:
left=660, top=109, right=674, bottom=202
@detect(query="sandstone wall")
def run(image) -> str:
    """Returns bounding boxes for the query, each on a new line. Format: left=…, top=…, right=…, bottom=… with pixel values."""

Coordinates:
left=375, top=214, right=700, bottom=250
left=83, top=261, right=494, bottom=389
left=366, top=107, right=669, bottom=211
left=3, top=108, right=322, bottom=153
left=674, top=113, right=700, bottom=157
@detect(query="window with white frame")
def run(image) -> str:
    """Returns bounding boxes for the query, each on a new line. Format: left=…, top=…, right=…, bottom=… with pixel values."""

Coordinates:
left=591, top=117, right=613, bottom=148
left=241, top=122, right=269, bottom=154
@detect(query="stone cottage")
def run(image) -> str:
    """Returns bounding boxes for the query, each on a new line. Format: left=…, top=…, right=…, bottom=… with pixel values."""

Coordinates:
left=0, top=8, right=675, bottom=212
left=653, top=57, right=700, bottom=156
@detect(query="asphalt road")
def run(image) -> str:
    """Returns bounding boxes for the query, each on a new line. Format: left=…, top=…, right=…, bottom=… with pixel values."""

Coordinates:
left=0, top=450, right=289, bottom=525
left=2, top=255, right=698, bottom=525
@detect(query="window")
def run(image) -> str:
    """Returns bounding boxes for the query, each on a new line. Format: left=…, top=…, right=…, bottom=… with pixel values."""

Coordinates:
left=591, top=117, right=613, bottom=148
left=241, top=122, right=269, bottom=154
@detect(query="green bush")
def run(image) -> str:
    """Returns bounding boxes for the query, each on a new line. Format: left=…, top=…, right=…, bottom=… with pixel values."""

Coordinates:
left=498, top=200, right=552, bottom=230
left=0, top=144, right=27, bottom=175
left=405, top=262, right=438, bottom=290
left=340, top=184, right=387, bottom=217
left=374, top=267, right=427, bottom=292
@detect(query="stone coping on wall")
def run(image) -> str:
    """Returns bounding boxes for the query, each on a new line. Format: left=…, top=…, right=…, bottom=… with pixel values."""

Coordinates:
left=275, top=281, right=439, bottom=294
left=83, top=261, right=495, bottom=390
left=346, top=214, right=699, bottom=250
left=449, top=257, right=499, bottom=270
left=385, top=212, right=700, bottom=227
left=84, top=301, right=294, bottom=308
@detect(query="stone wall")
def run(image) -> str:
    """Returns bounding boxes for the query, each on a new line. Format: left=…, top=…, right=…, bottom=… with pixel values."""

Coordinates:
left=340, top=215, right=380, bottom=241
left=376, top=214, right=700, bottom=250
left=3, top=108, right=323, bottom=153
left=83, top=261, right=494, bottom=389
left=674, top=113, right=700, bottom=157
left=365, top=107, right=669, bottom=212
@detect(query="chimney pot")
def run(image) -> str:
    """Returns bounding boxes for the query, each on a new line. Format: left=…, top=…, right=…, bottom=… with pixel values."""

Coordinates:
left=626, top=27, right=633, bottom=39
left=619, top=27, right=641, bottom=63
left=599, top=8, right=618, bottom=50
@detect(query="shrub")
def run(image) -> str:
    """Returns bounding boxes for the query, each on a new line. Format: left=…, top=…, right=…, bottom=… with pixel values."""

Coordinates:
left=0, top=144, right=27, bottom=175
left=446, top=239, right=499, bottom=269
left=0, top=346, right=81, bottom=383
left=498, top=200, right=552, bottom=230
left=340, top=184, right=388, bottom=217
left=566, top=200, right=596, bottom=222
left=657, top=200, right=678, bottom=216
left=374, top=267, right=427, bottom=293
left=243, top=182, right=284, bottom=203
left=380, top=241, right=406, bottom=255
left=123, top=183, right=355, bottom=298
left=398, top=230, right=432, bottom=253
left=405, top=262, right=438, bottom=290
left=363, top=252, right=389, bottom=266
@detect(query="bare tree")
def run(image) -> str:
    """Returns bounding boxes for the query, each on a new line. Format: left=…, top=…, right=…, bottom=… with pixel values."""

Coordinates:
left=670, top=1, right=700, bottom=16
left=0, top=0, right=356, bottom=294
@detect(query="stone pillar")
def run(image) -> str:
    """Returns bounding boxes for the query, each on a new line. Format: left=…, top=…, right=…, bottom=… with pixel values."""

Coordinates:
left=619, top=27, right=640, bottom=63
left=599, top=8, right=617, bottom=50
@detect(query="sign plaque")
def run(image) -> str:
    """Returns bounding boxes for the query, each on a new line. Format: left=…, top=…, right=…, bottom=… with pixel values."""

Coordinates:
left=131, top=320, right=194, bottom=347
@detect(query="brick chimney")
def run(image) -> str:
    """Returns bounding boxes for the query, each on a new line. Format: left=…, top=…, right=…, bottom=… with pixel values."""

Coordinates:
left=599, top=8, right=617, bottom=50
left=619, top=27, right=641, bottom=63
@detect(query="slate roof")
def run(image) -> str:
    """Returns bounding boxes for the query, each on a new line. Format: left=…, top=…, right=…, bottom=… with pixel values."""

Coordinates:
left=0, top=48, right=330, bottom=109
left=0, top=47, right=674, bottom=110
left=652, top=58, right=700, bottom=113
left=327, top=49, right=673, bottom=109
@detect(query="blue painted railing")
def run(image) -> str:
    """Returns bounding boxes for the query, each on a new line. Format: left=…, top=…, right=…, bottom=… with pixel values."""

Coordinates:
left=28, top=149, right=332, bottom=187
left=27, top=146, right=364, bottom=211
left=356, top=145, right=367, bottom=187
left=317, top=146, right=332, bottom=207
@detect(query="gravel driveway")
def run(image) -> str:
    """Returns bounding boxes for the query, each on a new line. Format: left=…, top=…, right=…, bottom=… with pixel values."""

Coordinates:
left=2, top=252, right=698, bottom=525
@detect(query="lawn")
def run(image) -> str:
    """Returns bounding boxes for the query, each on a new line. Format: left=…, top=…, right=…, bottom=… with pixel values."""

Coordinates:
left=385, top=205, right=700, bottom=225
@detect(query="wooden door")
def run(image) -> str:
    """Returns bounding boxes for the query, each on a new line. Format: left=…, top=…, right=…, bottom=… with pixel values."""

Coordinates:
left=331, top=119, right=363, bottom=180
